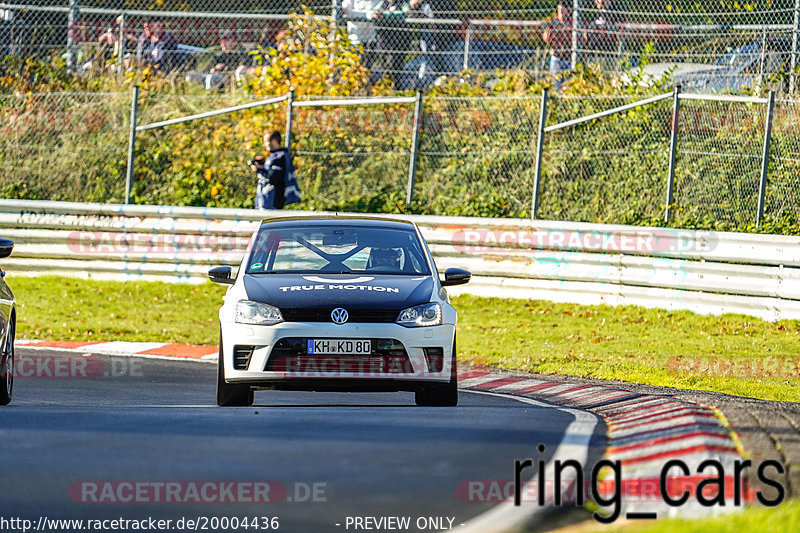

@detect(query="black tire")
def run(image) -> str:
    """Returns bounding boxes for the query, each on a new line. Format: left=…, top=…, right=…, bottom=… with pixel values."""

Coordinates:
left=0, top=318, right=14, bottom=406
left=415, top=339, right=458, bottom=407
left=216, top=335, right=253, bottom=407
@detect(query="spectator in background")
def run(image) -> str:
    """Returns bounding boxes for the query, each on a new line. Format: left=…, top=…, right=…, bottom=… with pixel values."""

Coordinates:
left=432, top=0, right=459, bottom=75
left=590, top=0, right=625, bottom=67
left=342, top=0, right=379, bottom=71
left=252, top=130, right=287, bottom=210
left=97, top=16, right=137, bottom=72
left=409, top=0, right=434, bottom=54
left=374, top=1, right=411, bottom=86
left=542, top=1, right=573, bottom=91
left=185, top=30, right=248, bottom=90
left=136, top=19, right=178, bottom=72
left=408, top=0, right=435, bottom=85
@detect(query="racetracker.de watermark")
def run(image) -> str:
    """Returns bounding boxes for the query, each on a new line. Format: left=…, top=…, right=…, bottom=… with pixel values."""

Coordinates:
left=4, top=355, right=142, bottom=379
left=65, top=231, right=250, bottom=256
left=69, top=481, right=328, bottom=504
left=667, top=356, right=800, bottom=379
left=451, top=228, right=718, bottom=256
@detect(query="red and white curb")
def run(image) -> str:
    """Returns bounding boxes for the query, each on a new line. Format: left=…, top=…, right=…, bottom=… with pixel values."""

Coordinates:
left=459, top=371, right=751, bottom=519
left=16, top=339, right=219, bottom=361
left=16, top=340, right=751, bottom=521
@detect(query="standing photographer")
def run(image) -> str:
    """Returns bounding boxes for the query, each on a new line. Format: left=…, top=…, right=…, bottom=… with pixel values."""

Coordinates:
left=251, top=130, right=287, bottom=210
left=251, top=130, right=302, bottom=210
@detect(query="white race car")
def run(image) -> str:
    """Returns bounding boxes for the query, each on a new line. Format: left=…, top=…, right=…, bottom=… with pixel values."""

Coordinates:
left=209, top=216, right=471, bottom=407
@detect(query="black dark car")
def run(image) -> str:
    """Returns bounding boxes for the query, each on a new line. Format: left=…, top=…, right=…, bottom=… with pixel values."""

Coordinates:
left=0, top=238, right=16, bottom=405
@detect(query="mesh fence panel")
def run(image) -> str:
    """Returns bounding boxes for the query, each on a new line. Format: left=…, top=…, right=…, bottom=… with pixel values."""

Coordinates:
left=0, top=91, right=130, bottom=202
left=767, top=99, right=800, bottom=224
left=132, top=92, right=287, bottom=206
left=291, top=97, right=413, bottom=210
left=4, top=2, right=800, bottom=93
left=418, top=95, right=541, bottom=217
left=538, top=94, right=672, bottom=223
left=672, top=98, right=766, bottom=228
left=130, top=94, right=414, bottom=209
left=0, top=89, right=795, bottom=230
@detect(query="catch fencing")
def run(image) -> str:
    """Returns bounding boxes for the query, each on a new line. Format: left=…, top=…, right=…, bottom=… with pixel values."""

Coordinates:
left=4, top=2, right=800, bottom=91
left=5, top=88, right=800, bottom=231
left=2, top=198, right=800, bottom=321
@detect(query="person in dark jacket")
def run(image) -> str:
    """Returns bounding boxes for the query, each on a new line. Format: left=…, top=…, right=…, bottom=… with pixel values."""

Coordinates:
left=543, top=1, right=574, bottom=91
left=432, top=0, right=459, bottom=75
left=374, top=0, right=411, bottom=86
left=135, top=19, right=179, bottom=72
left=185, top=30, right=249, bottom=90
left=252, top=130, right=287, bottom=210
left=590, top=0, right=626, bottom=67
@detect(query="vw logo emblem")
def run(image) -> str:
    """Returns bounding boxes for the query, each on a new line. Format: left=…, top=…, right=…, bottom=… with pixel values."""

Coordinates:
left=331, top=308, right=349, bottom=325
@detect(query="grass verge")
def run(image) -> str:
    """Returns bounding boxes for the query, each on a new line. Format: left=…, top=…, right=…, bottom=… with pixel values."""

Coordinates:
left=605, top=499, right=800, bottom=533
left=10, top=276, right=800, bottom=402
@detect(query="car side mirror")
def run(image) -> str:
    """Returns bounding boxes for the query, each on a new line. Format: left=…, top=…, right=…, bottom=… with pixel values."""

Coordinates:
left=441, top=267, right=471, bottom=287
left=0, top=239, right=13, bottom=259
left=208, top=266, right=234, bottom=285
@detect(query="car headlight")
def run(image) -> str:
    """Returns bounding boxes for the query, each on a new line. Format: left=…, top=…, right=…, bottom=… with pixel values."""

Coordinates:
left=397, top=303, right=442, bottom=328
left=235, top=300, right=283, bottom=326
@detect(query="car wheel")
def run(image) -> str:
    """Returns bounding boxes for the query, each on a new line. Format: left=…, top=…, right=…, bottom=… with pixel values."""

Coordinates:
left=415, top=339, right=458, bottom=407
left=216, top=335, right=253, bottom=407
left=0, top=318, right=14, bottom=406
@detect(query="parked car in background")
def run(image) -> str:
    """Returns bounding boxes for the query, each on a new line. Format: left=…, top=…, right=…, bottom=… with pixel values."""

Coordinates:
left=0, top=238, right=16, bottom=406
left=398, top=39, right=541, bottom=90
left=622, top=37, right=791, bottom=93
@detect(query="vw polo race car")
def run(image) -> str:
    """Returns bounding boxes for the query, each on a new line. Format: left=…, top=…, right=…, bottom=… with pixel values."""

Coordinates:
left=209, top=216, right=471, bottom=407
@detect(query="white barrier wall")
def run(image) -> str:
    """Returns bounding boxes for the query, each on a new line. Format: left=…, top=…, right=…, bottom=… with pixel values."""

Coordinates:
left=1, top=199, right=798, bottom=321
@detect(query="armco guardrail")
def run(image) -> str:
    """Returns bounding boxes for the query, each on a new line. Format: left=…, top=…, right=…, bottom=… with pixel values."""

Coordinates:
left=0, top=199, right=798, bottom=321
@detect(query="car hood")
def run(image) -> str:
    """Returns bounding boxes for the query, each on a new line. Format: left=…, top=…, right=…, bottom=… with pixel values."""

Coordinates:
left=243, top=274, right=435, bottom=310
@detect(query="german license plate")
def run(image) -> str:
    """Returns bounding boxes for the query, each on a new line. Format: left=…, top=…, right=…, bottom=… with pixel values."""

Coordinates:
left=307, top=339, right=371, bottom=355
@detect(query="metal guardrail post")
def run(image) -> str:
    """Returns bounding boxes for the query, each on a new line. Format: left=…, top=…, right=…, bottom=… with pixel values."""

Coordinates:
left=531, top=89, right=549, bottom=220
left=66, top=0, right=80, bottom=73
left=757, top=91, right=776, bottom=228
left=285, top=90, right=295, bottom=151
left=792, top=0, right=800, bottom=94
left=665, top=85, right=681, bottom=224
left=571, top=0, right=579, bottom=70
left=463, top=21, right=472, bottom=71
left=125, top=85, right=140, bottom=205
left=407, top=91, right=424, bottom=205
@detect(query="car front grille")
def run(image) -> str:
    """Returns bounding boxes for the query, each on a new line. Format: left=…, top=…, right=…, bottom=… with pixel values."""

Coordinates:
left=280, top=308, right=399, bottom=323
left=265, top=338, right=411, bottom=374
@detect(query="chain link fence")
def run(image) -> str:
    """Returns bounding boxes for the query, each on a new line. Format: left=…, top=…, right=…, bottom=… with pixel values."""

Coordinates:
left=768, top=98, right=800, bottom=225
left=417, top=96, right=541, bottom=216
left=4, top=2, right=800, bottom=93
left=0, top=91, right=130, bottom=202
left=4, top=88, right=800, bottom=232
left=672, top=97, right=767, bottom=228
left=538, top=94, right=673, bottom=223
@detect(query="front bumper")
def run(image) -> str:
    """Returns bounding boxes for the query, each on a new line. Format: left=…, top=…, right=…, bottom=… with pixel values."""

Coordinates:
left=221, top=322, right=456, bottom=390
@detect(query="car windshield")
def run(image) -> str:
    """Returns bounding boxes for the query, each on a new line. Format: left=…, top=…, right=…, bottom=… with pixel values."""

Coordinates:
left=246, top=225, right=431, bottom=276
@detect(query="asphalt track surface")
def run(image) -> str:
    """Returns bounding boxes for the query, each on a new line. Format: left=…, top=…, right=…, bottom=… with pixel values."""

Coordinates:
left=0, top=350, right=605, bottom=532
